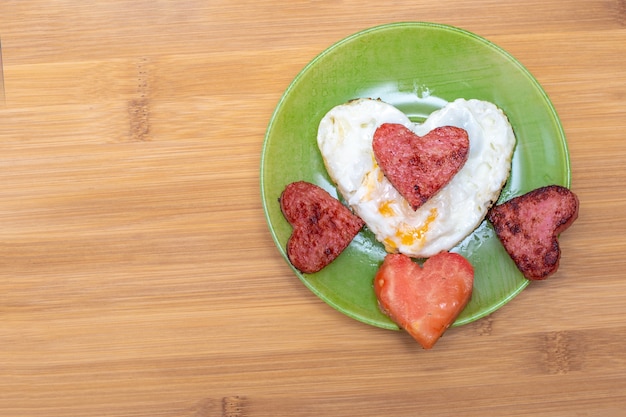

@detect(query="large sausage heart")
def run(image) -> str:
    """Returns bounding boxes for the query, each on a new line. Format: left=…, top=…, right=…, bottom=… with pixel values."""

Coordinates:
left=373, top=123, right=469, bottom=210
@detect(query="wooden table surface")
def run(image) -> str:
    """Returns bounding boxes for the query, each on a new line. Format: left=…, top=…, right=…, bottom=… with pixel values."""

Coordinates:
left=1, top=1, right=625, bottom=416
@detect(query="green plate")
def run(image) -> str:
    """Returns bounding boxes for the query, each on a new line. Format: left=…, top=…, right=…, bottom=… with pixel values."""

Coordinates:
left=260, top=22, right=571, bottom=330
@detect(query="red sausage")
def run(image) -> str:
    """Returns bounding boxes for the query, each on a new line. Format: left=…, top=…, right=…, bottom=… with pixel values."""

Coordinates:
left=280, top=181, right=364, bottom=274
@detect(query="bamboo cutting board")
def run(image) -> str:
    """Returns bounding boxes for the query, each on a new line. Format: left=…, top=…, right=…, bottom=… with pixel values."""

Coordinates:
left=1, top=1, right=626, bottom=416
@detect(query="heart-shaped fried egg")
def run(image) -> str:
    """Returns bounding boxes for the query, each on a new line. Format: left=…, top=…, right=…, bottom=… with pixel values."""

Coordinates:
left=317, top=98, right=516, bottom=258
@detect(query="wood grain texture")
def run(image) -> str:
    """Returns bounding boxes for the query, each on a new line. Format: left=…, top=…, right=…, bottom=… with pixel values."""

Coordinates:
left=1, top=0, right=625, bottom=416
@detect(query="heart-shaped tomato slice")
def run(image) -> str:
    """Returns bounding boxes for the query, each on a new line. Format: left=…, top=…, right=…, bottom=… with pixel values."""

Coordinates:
left=374, top=252, right=474, bottom=349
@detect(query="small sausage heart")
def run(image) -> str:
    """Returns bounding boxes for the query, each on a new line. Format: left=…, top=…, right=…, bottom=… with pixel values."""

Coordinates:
left=279, top=181, right=364, bottom=274
left=373, top=123, right=470, bottom=210
left=374, top=252, right=474, bottom=349
left=487, top=185, right=579, bottom=280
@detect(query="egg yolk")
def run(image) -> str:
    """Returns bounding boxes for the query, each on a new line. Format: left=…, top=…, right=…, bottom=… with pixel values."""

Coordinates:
left=381, top=207, right=438, bottom=253
left=396, top=208, right=438, bottom=247
left=363, top=169, right=378, bottom=199
left=382, top=238, right=397, bottom=252
left=378, top=200, right=395, bottom=217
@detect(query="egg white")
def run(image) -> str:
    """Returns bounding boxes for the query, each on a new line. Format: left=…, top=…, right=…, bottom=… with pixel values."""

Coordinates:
left=317, top=98, right=516, bottom=258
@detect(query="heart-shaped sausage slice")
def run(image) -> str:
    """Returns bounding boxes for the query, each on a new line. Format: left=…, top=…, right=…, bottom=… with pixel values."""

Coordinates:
left=280, top=181, right=364, bottom=274
left=487, top=185, right=579, bottom=280
left=373, top=123, right=470, bottom=210
left=374, top=252, right=474, bottom=349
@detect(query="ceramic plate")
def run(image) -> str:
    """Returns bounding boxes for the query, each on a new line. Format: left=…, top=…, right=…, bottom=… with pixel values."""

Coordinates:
left=260, top=22, right=571, bottom=330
